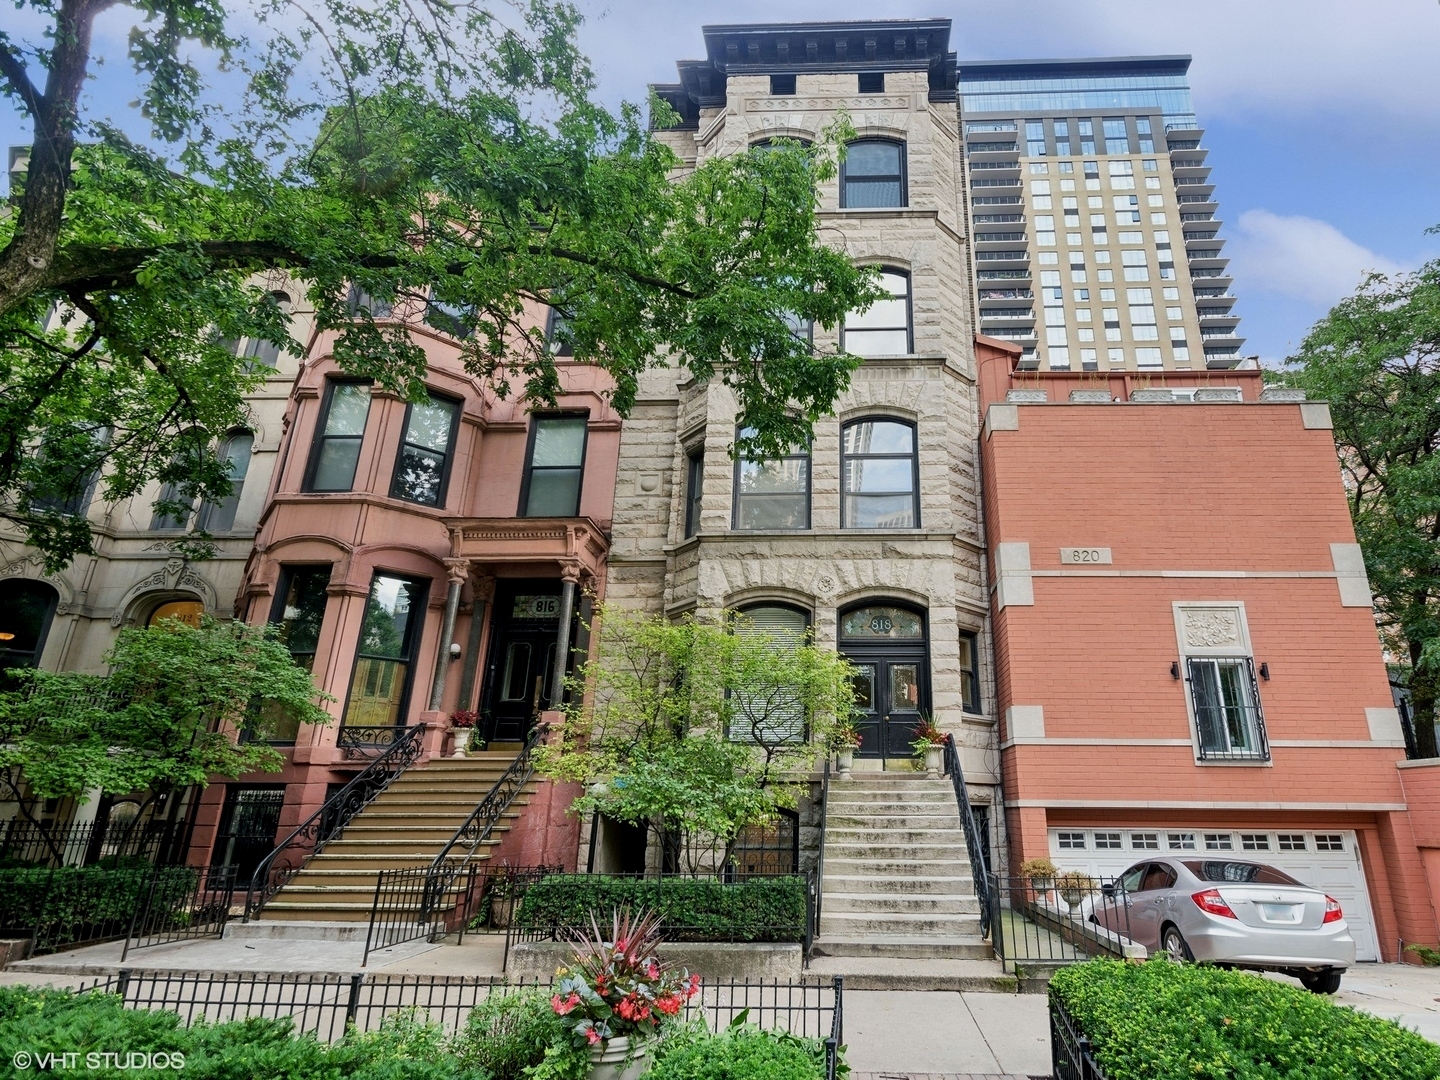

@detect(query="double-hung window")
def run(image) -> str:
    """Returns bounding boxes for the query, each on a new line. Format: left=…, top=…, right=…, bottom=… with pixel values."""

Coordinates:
left=258, top=564, right=332, bottom=743
left=521, top=414, right=588, bottom=516
left=305, top=380, right=372, bottom=492
left=1188, top=657, right=1268, bottom=761
left=730, top=604, right=809, bottom=745
left=344, top=573, right=428, bottom=730
left=684, top=450, right=704, bottom=538
left=196, top=430, right=255, bottom=532
left=841, top=139, right=906, bottom=208
left=733, top=427, right=810, bottom=530
left=390, top=392, right=460, bottom=507
left=842, top=269, right=912, bottom=357
left=841, top=418, right=918, bottom=528
left=959, top=631, right=982, bottom=713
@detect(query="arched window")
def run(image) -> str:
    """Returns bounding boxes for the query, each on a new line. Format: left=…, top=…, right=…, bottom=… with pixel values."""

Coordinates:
left=197, top=430, right=255, bottom=532
left=731, top=603, right=810, bottom=745
left=841, top=418, right=918, bottom=529
left=841, top=139, right=906, bottom=208
left=842, top=269, right=911, bottom=357
left=0, top=580, right=59, bottom=674
left=733, top=427, right=810, bottom=531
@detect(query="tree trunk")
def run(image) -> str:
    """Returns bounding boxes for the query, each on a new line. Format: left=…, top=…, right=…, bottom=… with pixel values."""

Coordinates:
left=1409, top=641, right=1438, bottom=759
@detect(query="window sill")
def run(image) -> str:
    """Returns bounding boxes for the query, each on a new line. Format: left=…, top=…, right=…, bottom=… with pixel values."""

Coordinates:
left=1193, top=756, right=1273, bottom=767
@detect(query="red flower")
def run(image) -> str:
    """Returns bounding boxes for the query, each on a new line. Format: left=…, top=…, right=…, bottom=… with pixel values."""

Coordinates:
left=551, top=992, right=581, bottom=1016
left=586, top=1028, right=602, bottom=1046
left=684, top=973, right=701, bottom=998
left=655, top=994, right=682, bottom=1016
left=646, top=962, right=660, bottom=980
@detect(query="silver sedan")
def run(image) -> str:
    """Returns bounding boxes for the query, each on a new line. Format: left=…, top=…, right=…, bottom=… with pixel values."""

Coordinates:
left=1094, top=856, right=1355, bottom=993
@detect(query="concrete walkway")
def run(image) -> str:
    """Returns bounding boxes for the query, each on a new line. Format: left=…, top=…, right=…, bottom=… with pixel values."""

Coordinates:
left=844, top=990, right=1051, bottom=1078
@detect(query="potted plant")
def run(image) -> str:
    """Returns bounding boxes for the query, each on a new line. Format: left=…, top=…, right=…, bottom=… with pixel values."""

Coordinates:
left=449, top=710, right=480, bottom=757
left=1020, top=857, right=1058, bottom=894
left=910, top=717, right=946, bottom=779
left=831, top=722, right=862, bottom=780
left=1056, top=870, right=1095, bottom=910
left=551, top=907, right=699, bottom=1080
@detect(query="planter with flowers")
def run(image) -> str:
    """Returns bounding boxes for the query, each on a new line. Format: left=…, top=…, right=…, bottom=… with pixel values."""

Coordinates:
left=1020, top=857, right=1059, bottom=899
left=910, top=717, right=946, bottom=779
left=831, top=722, right=862, bottom=780
left=449, top=710, right=480, bottom=757
left=550, top=906, right=700, bottom=1080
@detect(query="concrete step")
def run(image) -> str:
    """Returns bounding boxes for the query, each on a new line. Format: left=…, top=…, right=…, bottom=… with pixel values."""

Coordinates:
left=822, top=892, right=981, bottom=915
left=826, top=789, right=954, bottom=802
left=823, top=843, right=967, bottom=860
left=825, top=812, right=962, bottom=826
left=810, top=935, right=993, bottom=960
left=822, top=874, right=974, bottom=895
left=804, top=954, right=1014, bottom=992
left=819, top=911, right=984, bottom=936
left=829, top=835, right=961, bottom=852
left=823, top=857, right=972, bottom=877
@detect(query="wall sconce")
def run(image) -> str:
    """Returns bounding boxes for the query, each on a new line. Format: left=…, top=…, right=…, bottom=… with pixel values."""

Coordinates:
left=1170, top=661, right=1181, bottom=680
left=449, top=642, right=462, bottom=660
left=1260, top=662, right=1270, bottom=681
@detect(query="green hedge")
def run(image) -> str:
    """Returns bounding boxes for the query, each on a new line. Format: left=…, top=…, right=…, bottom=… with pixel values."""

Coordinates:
left=648, top=1025, right=830, bottom=1080
left=0, top=865, right=199, bottom=948
left=1050, top=959, right=1440, bottom=1080
left=515, top=875, right=807, bottom=943
left=0, top=986, right=485, bottom=1080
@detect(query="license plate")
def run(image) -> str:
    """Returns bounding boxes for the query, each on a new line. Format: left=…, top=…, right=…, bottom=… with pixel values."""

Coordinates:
left=1258, top=903, right=1301, bottom=923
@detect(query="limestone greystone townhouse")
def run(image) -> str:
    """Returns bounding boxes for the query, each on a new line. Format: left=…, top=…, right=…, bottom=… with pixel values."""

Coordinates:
left=2, top=17, right=1438, bottom=970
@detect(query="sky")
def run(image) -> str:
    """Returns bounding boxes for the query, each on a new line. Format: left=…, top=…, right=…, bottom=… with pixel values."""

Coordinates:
left=5, top=0, right=1438, bottom=364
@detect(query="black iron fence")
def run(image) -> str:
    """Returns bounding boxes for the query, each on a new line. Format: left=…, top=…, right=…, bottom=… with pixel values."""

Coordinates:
left=987, top=873, right=1135, bottom=967
left=1051, top=993, right=1107, bottom=1080
left=942, top=734, right=993, bottom=937
left=361, top=862, right=480, bottom=967
left=121, top=865, right=235, bottom=960
left=76, top=969, right=842, bottom=1073
left=0, top=818, right=188, bottom=868
left=245, top=722, right=426, bottom=920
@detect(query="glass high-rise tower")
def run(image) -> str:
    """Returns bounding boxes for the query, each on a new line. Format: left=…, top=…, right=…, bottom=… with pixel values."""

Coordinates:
left=959, top=57, right=1243, bottom=372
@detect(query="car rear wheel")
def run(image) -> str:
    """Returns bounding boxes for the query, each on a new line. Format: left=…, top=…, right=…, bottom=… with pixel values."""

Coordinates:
left=1161, top=924, right=1193, bottom=963
left=1299, top=968, right=1343, bottom=995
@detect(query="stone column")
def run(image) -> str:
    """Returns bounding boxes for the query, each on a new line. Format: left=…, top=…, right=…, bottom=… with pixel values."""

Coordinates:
left=549, top=566, right=580, bottom=706
left=428, top=559, right=470, bottom=711
left=456, top=574, right=494, bottom=714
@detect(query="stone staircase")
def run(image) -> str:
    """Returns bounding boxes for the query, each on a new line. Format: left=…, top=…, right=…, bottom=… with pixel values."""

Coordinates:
left=810, top=774, right=1013, bottom=990
left=259, top=751, right=536, bottom=922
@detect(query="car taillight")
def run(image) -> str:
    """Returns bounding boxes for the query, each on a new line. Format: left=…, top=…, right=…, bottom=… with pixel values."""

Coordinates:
left=1323, top=895, right=1343, bottom=924
left=1192, top=889, right=1238, bottom=919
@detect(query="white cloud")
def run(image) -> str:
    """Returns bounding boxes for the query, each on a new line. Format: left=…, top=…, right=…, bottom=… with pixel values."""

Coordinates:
left=1227, top=209, right=1406, bottom=306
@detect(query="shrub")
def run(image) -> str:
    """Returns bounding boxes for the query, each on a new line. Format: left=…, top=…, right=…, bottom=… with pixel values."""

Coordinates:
left=452, top=988, right=566, bottom=1077
left=0, top=865, right=198, bottom=947
left=515, top=875, right=805, bottom=943
left=646, top=1025, right=829, bottom=1080
left=0, top=986, right=484, bottom=1079
left=1050, top=959, right=1440, bottom=1080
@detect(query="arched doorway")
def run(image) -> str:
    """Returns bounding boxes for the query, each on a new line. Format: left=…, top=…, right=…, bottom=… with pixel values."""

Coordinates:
left=839, top=601, right=929, bottom=758
left=0, top=579, right=59, bottom=675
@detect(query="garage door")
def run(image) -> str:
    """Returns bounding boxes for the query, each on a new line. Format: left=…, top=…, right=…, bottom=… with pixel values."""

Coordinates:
left=1047, top=827, right=1380, bottom=962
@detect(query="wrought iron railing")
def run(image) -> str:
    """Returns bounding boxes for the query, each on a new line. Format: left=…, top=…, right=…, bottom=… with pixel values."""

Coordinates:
left=358, top=726, right=542, bottom=956
left=244, top=722, right=426, bottom=920
left=987, top=873, right=1134, bottom=968
left=811, top=755, right=831, bottom=948
left=336, top=723, right=411, bottom=759
left=0, top=817, right=189, bottom=868
left=122, top=864, right=234, bottom=960
left=941, top=733, right=992, bottom=938
left=1051, top=993, right=1107, bottom=1080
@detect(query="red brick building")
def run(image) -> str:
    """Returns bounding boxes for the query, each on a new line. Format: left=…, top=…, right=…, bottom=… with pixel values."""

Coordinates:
left=976, top=336, right=1439, bottom=961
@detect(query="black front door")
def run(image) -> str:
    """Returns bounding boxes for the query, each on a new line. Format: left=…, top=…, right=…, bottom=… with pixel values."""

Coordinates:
left=482, top=582, right=567, bottom=744
left=210, top=786, right=285, bottom=881
left=847, top=652, right=927, bottom=757
left=839, top=603, right=930, bottom=759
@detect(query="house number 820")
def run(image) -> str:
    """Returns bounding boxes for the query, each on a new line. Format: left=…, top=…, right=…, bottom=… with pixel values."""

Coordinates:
left=1060, top=547, right=1113, bottom=565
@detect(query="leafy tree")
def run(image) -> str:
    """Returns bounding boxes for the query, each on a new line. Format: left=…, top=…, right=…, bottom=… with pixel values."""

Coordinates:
left=0, top=616, right=333, bottom=855
left=0, top=0, right=885, bottom=571
left=538, top=603, right=855, bottom=874
left=1281, top=257, right=1440, bottom=757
